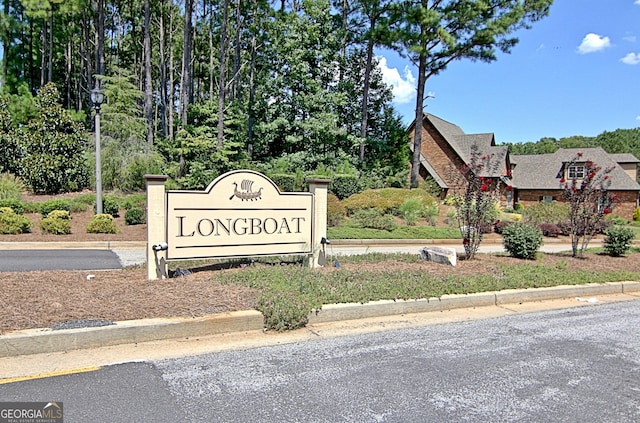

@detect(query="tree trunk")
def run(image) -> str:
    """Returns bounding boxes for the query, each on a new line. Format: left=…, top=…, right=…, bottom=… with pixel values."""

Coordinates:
left=359, top=34, right=374, bottom=161
left=159, top=1, right=168, bottom=138
left=143, top=0, right=153, bottom=145
left=95, top=0, right=105, bottom=78
left=180, top=0, right=192, bottom=126
left=217, top=0, right=229, bottom=150
left=410, top=51, right=427, bottom=188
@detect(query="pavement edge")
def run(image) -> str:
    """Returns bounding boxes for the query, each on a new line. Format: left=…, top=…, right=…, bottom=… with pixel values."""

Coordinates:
left=1, top=281, right=639, bottom=358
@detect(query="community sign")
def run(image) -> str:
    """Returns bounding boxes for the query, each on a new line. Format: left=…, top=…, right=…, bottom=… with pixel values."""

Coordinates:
left=165, top=170, right=314, bottom=260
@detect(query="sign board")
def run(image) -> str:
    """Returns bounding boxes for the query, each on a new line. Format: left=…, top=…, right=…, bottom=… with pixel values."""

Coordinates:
left=165, top=170, right=314, bottom=260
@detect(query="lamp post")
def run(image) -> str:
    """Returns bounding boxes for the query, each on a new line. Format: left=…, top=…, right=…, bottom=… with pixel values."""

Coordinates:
left=91, top=85, right=105, bottom=214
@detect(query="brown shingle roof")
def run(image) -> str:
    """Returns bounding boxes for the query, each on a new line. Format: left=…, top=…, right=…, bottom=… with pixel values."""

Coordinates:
left=511, top=148, right=640, bottom=191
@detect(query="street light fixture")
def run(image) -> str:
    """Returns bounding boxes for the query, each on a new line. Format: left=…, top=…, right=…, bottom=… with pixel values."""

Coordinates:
left=91, top=85, right=105, bottom=214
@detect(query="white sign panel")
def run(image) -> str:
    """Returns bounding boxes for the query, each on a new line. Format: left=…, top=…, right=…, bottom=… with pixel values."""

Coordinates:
left=165, top=170, right=314, bottom=260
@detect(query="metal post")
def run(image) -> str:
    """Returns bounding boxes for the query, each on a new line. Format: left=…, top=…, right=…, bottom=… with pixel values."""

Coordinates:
left=95, top=109, right=102, bottom=214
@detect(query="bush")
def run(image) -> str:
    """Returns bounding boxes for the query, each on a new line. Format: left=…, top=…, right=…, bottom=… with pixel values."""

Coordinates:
left=270, top=174, right=296, bottom=192
left=493, top=220, right=514, bottom=235
left=603, top=226, right=635, bottom=257
left=538, top=223, right=562, bottom=237
left=0, top=173, right=24, bottom=200
left=40, top=210, right=72, bottom=234
left=86, top=213, right=118, bottom=234
left=607, top=215, right=629, bottom=226
left=424, top=204, right=439, bottom=226
left=327, top=193, right=346, bottom=227
left=40, top=199, right=72, bottom=217
left=398, top=198, right=423, bottom=226
left=522, top=201, right=568, bottom=225
left=0, top=198, right=25, bottom=214
left=502, top=222, right=543, bottom=260
left=634, top=207, right=640, bottom=222
left=331, top=174, right=361, bottom=200
left=0, top=207, right=32, bottom=234
left=124, top=207, right=145, bottom=225
left=350, top=208, right=397, bottom=231
left=257, top=289, right=315, bottom=332
left=343, top=188, right=436, bottom=216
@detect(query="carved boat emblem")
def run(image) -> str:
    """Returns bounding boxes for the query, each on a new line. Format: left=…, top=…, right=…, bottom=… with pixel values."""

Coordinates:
left=229, top=179, right=263, bottom=201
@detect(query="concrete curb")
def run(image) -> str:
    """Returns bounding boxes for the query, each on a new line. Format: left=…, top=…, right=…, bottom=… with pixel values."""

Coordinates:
left=2, top=282, right=639, bottom=358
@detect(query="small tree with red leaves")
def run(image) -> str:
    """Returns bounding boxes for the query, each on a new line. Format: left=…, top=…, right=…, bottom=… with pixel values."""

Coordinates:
left=453, top=146, right=503, bottom=259
left=560, top=153, right=618, bottom=257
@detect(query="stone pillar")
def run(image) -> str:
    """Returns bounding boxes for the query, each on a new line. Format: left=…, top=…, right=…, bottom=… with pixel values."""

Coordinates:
left=145, top=174, right=168, bottom=280
left=307, top=178, right=330, bottom=268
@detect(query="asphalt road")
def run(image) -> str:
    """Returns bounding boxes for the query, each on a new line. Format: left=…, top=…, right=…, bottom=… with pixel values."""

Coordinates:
left=0, top=249, right=123, bottom=271
left=2, top=300, right=639, bottom=422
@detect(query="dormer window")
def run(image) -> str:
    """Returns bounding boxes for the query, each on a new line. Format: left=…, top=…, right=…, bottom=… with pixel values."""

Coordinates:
left=568, top=164, right=585, bottom=179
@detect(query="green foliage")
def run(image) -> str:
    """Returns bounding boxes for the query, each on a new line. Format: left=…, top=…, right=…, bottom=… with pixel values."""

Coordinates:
left=502, top=222, right=543, bottom=260
left=350, top=208, right=397, bottom=231
left=331, top=175, right=361, bottom=200
left=18, top=84, right=89, bottom=194
left=603, top=226, right=635, bottom=257
left=39, top=199, right=72, bottom=217
left=0, top=173, right=24, bottom=200
left=0, top=207, right=32, bottom=234
left=40, top=210, right=72, bottom=235
left=522, top=201, right=569, bottom=225
left=270, top=174, right=296, bottom=192
left=99, top=196, right=121, bottom=217
left=258, top=289, right=316, bottom=332
left=398, top=198, right=423, bottom=226
left=100, top=69, right=147, bottom=142
left=0, top=97, right=22, bottom=175
left=327, top=193, right=346, bottom=227
left=0, top=199, right=25, bottom=214
left=634, top=207, right=640, bottom=222
left=343, top=188, right=437, bottom=216
left=124, top=208, right=146, bottom=225
left=86, top=214, right=118, bottom=234
left=327, top=225, right=460, bottom=240
left=122, top=194, right=146, bottom=210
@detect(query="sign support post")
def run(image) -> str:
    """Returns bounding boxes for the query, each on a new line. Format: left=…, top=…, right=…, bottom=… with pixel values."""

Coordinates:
left=308, top=178, right=330, bottom=268
left=145, top=174, right=168, bottom=280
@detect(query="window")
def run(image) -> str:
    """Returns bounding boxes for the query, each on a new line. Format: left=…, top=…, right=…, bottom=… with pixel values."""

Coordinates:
left=541, top=196, right=553, bottom=203
left=568, top=165, right=585, bottom=179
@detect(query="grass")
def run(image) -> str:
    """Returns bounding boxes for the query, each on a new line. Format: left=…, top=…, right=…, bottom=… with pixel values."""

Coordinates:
left=328, top=225, right=461, bottom=239
left=185, top=249, right=640, bottom=330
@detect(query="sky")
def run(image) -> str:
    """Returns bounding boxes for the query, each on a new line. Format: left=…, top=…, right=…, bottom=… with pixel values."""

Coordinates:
left=377, top=0, right=640, bottom=145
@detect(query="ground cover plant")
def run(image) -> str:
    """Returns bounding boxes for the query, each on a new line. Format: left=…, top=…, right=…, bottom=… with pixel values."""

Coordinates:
left=1, top=249, right=639, bottom=334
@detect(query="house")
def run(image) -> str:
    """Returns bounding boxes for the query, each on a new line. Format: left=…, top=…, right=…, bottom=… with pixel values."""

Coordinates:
left=408, top=113, right=640, bottom=219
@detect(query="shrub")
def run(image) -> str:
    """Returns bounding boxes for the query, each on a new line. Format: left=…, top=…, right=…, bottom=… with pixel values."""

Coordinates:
left=257, top=289, right=315, bottom=332
left=327, top=193, right=346, bottom=227
left=398, top=198, right=423, bottom=226
left=124, top=207, right=145, bottom=225
left=607, top=215, right=628, bottom=226
left=424, top=204, right=439, bottom=226
left=40, top=210, right=72, bottom=235
left=343, top=188, right=436, bottom=216
left=331, top=174, right=361, bottom=200
left=502, top=222, right=543, bottom=260
left=121, top=194, right=146, bottom=210
left=538, top=223, right=562, bottom=237
left=493, top=220, right=514, bottom=235
left=97, top=195, right=121, bottom=217
left=603, top=226, right=635, bottom=257
left=40, top=199, right=72, bottom=217
left=270, top=174, right=296, bottom=192
left=513, top=203, right=524, bottom=213
left=351, top=208, right=397, bottom=231
left=0, top=173, right=24, bottom=200
left=0, top=198, right=25, bottom=214
left=0, top=207, right=32, bottom=234
left=522, top=201, right=569, bottom=225
left=633, top=207, right=640, bottom=222
left=86, top=213, right=117, bottom=234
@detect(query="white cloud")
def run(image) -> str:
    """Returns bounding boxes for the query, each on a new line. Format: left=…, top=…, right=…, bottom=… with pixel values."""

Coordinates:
left=621, top=52, right=640, bottom=64
left=577, top=33, right=612, bottom=54
left=636, top=0, right=640, bottom=5
left=623, top=35, right=637, bottom=43
left=636, top=115, right=640, bottom=121
left=377, top=56, right=416, bottom=104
